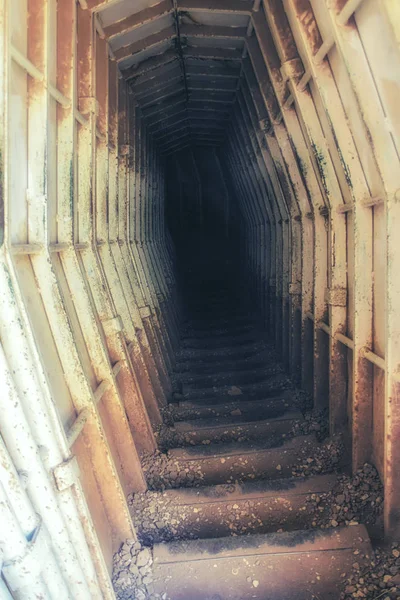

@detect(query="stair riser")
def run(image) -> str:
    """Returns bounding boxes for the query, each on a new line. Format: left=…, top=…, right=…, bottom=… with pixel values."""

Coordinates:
left=133, top=495, right=329, bottom=544
left=180, top=367, right=282, bottom=389
left=181, top=384, right=290, bottom=404
left=178, top=343, right=266, bottom=362
left=175, top=357, right=272, bottom=375
left=166, top=452, right=297, bottom=487
left=182, top=325, right=253, bottom=339
left=181, top=334, right=261, bottom=350
left=171, top=400, right=290, bottom=421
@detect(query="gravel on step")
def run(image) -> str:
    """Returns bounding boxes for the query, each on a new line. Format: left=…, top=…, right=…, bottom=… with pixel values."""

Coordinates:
left=306, top=463, right=383, bottom=531
left=340, top=542, right=400, bottom=599
left=141, top=449, right=205, bottom=490
left=291, top=435, right=345, bottom=477
left=112, top=539, right=167, bottom=600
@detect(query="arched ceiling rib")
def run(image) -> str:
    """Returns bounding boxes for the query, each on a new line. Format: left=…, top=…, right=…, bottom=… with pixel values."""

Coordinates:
left=92, top=0, right=254, bottom=153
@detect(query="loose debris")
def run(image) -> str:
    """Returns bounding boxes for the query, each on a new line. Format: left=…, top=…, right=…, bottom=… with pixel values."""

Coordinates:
left=112, top=539, right=166, bottom=600
left=141, top=450, right=204, bottom=490
left=306, top=463, right=383, bottom=530
left=291, top=435, right=345, bottom=477
left=340, top=543, right=400, bottom=599
left=291, top=409, right=329, bottom=442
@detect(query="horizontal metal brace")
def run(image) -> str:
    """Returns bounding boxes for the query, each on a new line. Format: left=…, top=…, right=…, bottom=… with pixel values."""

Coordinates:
left=139, top=306, right=152, bottom=319
left=335, top=332, right=354, bottom=350
left=361, top=347, right=386, bottom=371
left=283, top=94, right=295, bottom=110
left=74, top=242, right=89, bottom=251
left=318, top=321, right=331, bottom=336
left=94, top=380, right=111, bottom=405
left=67, top=408, right=91, bottom=447
left=337, top=196, right=384, bottom=213
left=49, top=243, right=71, bottom=253
left=362, top=196, right=384, bottom=208
left=10, top=244, right=44, bottom=255
left=297, top=70, right=312, bottom=93
left=112, top=361, right=123, bottom=377
left=325, top=287, right=347, bottom=306
left=74, top=109, right=90, bottom=128
left=337, top=0, right=366, bottom=26
left=11, top=45, right=43, bottom=81
left=313, top=36, right=335, bottom=66
left=102, top=315, right=123, bottom=335
left=2, top=520, right=50, bottom=592
left=48, top=84, right=71, bottom=108
left=96, top=127, right=107, bottom=142
left=53, top=455, right=81, bottom=492
left=11, top=46, right=71, bottom=107
left=337, top=203, right=353, bottom=213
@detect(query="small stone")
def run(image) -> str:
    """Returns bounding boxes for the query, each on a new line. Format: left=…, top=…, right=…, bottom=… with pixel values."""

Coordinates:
left=136, top=548, right=152, bottom=568
left=129, top=563, right=139, bottom=577
left=252, top=580, right=259, bottom=588
left=331, top=519, right=338, bottom=527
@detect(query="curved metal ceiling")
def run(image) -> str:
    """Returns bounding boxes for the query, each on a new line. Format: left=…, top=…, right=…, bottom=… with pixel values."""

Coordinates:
left=93, top=0, right=255, bottom=153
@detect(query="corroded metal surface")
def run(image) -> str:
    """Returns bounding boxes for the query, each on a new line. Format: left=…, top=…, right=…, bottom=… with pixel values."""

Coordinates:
left=0, top=0, right=400, bottom=597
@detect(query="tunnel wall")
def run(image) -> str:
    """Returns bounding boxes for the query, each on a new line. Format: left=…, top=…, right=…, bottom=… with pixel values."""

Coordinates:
left=0, top=0, right=400, bottom=598
left=217, top=0, right=400, bottom=544
left=0, top=1, right=178, bottom=596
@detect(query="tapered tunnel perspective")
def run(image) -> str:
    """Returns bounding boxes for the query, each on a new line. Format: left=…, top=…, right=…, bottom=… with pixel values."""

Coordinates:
left=1, top=1, right=400, bottom=599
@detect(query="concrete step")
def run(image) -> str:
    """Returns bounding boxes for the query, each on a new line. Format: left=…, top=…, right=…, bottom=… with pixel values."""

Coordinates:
left=152, top=525, right=372, bottom=599
left=172, top=409, right=302, bottom=445
left=182, top=373, right=289, bottom=401
left=181, top=331, right=261, bottom=350
left=178, top=340, right=267, bottom=362
left=170, top=395, right=292, bottom=421
left=131, top=474, right=336, bottom=543
left=184, top=314, right=255, bottom=331
left=182, top=323, right=254, bottom=340
left=180, top=380, right=292, bottom=406
left=180, top=364, right=283, bottom=389
left=174, top=350, right=275, bottom=375
left=167, top=435, right=319, bottom=486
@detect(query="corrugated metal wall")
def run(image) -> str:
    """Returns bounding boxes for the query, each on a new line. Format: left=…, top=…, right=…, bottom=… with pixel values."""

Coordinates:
left=0, top=0, right=400, bottom=597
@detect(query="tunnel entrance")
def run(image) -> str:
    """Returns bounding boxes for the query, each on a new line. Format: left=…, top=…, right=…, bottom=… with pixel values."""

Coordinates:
left=1, top=0, right=400, bottom=599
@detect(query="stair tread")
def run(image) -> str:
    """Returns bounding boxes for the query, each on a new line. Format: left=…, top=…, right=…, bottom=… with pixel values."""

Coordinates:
left=171, top=396, right=293, bottom=421
left=144, top=473, right=337, bottom=506
left=168, top=434, right=316, bottom=460
left=173, top=409, right=303, bottom=431
left=152, top=526, right=372, bottom=599
left=180, top=387, right=292, bottom=405
left=154, top=524, right=370, bottom=563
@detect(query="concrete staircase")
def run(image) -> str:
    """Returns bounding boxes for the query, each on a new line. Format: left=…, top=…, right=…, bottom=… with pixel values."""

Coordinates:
left=131, top=255, right=372, bottom=599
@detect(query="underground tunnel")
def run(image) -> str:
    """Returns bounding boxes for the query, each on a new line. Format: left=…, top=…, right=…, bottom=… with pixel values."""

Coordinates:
left=1, top=0, right=400, bottom=598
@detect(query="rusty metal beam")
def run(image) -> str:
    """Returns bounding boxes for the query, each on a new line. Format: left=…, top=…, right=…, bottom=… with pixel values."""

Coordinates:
left=177, top=0, right=252, bottom=13
left=122, top=49, right=178, bottom=79
left=104, top=0, right=173, bottom=39
left=116, top=24, right=245, bottom=63
left=89, top=0, right=252, bottom=13
left=115, top=25, right=176, bottom=62
left=103, top=0, right=252, bottom=41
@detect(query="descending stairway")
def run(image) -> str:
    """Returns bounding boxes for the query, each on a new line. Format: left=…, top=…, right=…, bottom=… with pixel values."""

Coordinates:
left=131, top=240, right=372, bottom=600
